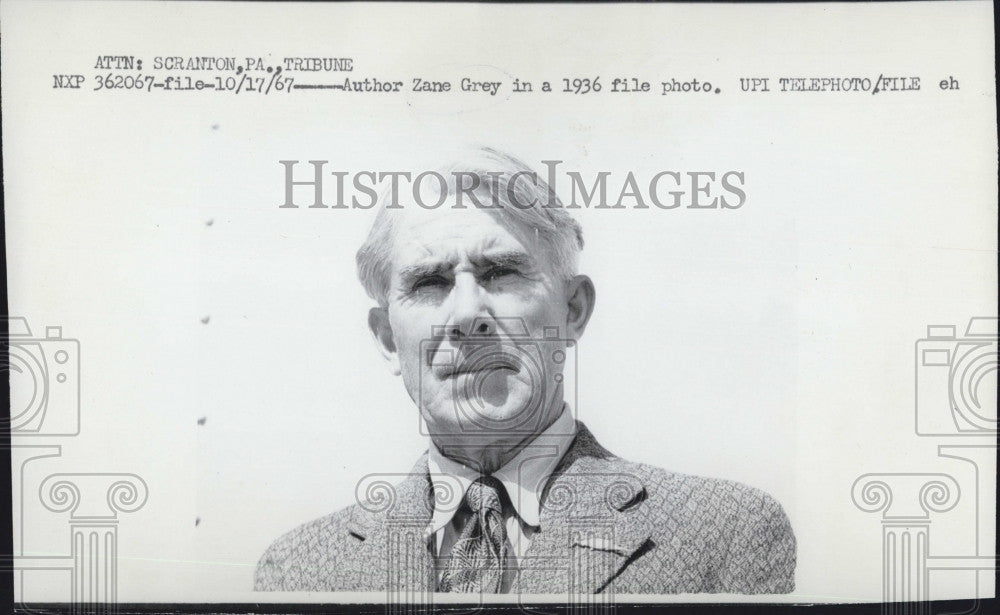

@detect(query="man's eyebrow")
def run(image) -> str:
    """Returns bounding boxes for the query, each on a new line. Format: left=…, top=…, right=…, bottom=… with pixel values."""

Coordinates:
left=474, top=250, right=534, bottom=270
left=397, top=262, right=452, bottom=284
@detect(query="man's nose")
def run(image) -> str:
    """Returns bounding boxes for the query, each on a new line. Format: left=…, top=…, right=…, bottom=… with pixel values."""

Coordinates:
left=443, top=275, right=495, bottom=338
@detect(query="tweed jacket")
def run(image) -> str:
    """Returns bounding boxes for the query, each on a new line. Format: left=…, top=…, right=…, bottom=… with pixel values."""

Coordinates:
left=255, top=423, right=796, bottom=594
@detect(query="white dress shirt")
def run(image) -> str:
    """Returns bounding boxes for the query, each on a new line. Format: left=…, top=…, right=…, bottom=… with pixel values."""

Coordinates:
left=425, top=405, right=577, bottom=584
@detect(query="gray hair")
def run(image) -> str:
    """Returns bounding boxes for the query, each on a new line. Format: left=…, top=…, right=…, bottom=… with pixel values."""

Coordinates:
left=356, top=148, right=584, bottom=306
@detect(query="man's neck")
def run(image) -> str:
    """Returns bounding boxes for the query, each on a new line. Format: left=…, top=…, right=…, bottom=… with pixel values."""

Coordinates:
left=432, top=399, right=567, bottom=474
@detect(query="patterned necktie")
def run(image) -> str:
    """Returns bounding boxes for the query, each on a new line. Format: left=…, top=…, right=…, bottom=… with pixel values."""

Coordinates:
left=438, top=476, right=510, bottom=593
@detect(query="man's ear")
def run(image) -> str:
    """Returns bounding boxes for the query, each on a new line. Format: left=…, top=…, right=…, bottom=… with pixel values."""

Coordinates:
left=368, top=307, right=401, bottom=376
left=564, top=274, right=596, bottom=340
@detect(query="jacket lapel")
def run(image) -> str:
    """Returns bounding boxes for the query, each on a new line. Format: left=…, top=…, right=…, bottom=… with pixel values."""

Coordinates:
left=346, top=454, right=436, bottom=593
left=515, top=423, right=652, bottom=594
left=347, top=424, right=652, bottom=595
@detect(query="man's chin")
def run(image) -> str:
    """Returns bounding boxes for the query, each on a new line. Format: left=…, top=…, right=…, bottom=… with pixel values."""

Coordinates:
left=425, top=401, right=547, bottom=439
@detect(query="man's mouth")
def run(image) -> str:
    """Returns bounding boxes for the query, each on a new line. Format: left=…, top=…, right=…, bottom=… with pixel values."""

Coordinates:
left=442, top=355, right=521, bottom=378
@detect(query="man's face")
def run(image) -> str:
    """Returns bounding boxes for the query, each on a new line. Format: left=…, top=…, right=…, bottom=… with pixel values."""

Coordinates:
left=376, top=205, right=574, bottom=447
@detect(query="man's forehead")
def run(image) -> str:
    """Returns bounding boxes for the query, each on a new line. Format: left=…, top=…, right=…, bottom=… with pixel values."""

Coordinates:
left=389, top=206, right=539, bottom=266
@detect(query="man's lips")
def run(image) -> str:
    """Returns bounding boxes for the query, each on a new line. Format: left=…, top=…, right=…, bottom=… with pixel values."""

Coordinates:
left=438, top=357, right=521, bottom=378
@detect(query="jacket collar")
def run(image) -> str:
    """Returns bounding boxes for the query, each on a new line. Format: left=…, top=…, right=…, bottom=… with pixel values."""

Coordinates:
left=345, top=453, right=437, bottom=592
left=346, top=421, right=651, bottom=594
left=513, top=423, right=652, bottom=593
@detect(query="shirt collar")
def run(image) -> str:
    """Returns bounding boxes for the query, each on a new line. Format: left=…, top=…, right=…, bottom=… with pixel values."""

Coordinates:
left=426, top=405, right=577, bottom=535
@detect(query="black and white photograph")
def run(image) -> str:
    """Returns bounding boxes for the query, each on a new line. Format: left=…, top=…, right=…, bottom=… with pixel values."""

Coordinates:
left=2, top=0, right=996, bottom=611
left=255, top=149, right=797, bottom=595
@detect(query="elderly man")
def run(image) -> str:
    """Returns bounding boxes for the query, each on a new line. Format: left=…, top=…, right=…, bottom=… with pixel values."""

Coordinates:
left=255, top=149, right=795, bottom=595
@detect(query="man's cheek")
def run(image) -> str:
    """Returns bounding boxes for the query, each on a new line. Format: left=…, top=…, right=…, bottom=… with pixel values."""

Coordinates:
left=395, top=336, right=420, bottom=369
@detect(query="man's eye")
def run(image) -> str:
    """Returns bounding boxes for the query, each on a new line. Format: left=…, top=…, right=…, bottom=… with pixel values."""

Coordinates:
left=412, top=276, right=448, bottom=291
left=484, top=266, right=517, bottom=282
